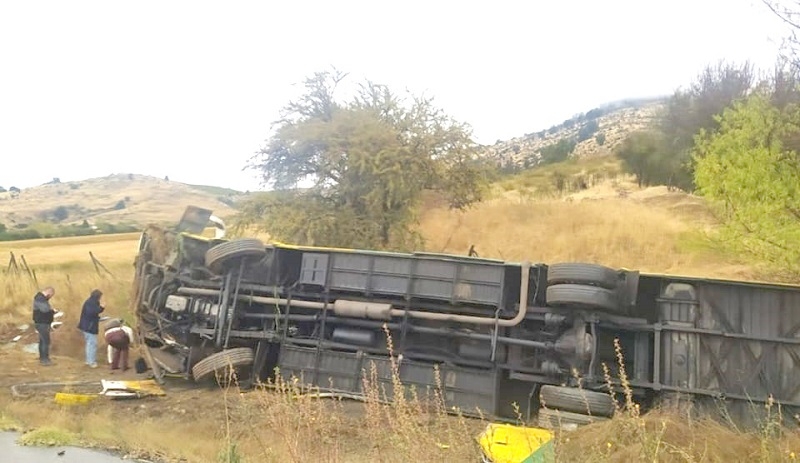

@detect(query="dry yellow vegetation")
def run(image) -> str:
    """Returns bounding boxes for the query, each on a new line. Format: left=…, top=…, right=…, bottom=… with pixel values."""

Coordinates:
left=0, top=246, right=136, bottom=359
left=419, top=178, right=761, bottom=282
left=0, top=233, right=140, bottom=267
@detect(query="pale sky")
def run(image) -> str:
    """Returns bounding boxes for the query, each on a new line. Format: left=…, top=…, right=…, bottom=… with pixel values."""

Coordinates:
left=0, top=0, right=789, bottom=192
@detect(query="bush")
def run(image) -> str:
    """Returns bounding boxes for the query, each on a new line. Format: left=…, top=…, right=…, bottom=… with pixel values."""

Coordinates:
left=0, top=229, right=42, bottom=241
left=596, top=133, right=607, bottom=146
left=52, top=206, right=69, bottom=221
left=577, top=119, right=600, bottom=142
left=539, top=138, right=577, bottom=165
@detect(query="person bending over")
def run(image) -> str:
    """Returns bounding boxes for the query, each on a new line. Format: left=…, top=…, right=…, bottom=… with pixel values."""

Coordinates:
left=104, top=319, right=134, bottom=372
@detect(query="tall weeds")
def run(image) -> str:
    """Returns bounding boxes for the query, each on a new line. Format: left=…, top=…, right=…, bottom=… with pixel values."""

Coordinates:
left=234, top=325, right=483, bottom=462
left=552, top=338, right=800, bottom=463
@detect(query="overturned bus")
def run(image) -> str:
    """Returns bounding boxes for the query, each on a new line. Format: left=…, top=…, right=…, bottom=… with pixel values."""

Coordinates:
left=132, top=206, right=800, bottom=429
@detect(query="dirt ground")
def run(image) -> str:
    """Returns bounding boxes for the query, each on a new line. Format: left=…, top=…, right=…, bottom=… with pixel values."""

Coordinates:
left=0, top=322, right=171, bottom=406
left=0, top=323, right=484, bottom=463
left=0, top=325, right=243, bottom=462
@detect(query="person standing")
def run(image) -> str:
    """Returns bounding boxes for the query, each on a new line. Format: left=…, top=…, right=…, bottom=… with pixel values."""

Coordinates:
left=32, top=286, right=58, bottom=366
left=77, top=289, right=105, bottom=368
left=104, top=319, right=134, bottom=372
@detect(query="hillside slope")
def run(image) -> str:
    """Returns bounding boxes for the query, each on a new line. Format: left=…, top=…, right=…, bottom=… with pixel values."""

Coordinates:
left=417, top=174, right=758, bottom=282
left=0, top=174, right=243, bottom=228
left=482, top=98, right=664, bottom=169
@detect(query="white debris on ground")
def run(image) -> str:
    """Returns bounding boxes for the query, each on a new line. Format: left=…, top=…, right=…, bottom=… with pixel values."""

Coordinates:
left=22, top=343, right=38, bottom=354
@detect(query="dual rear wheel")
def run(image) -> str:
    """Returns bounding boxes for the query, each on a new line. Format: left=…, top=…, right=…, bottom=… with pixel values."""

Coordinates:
left=540, top=263, right=625, bottom=429
left=545, top=262, right=623, bottom=314
left=537, top=385, right=616, bottom=430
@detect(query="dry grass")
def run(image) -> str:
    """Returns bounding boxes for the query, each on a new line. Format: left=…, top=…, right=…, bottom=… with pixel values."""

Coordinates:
left=494, top=155, right=625, bottom=198
left=0, top=234, right=138, bottom=358
left=555, top=409, right=800, bottom=462
left=0, top=232, right=140, bottom=267
left=230, top=363, right=484, bottom=461
left=418, top=188, right=760, bottom=281
left=1, top=266, right=133, bottom=310
left=550, top=340, right=800, bottom=463
left=0, top=266, right=135, bottom=360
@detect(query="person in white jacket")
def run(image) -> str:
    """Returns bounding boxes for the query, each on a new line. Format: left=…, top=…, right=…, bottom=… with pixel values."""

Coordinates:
left=104, top=319, right=134, bottom=371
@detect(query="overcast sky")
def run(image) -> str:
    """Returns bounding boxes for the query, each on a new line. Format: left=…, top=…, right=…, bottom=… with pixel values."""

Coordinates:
left=0, top=0, right=789, bottom=192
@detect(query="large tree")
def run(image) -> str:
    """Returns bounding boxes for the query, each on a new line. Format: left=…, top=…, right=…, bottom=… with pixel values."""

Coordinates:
left=615, top=130, right=681, bottom=188
left=660, top=60, right=756, bottom=190
left=693, top=92, right=800, bottom=276
left=239, top=70, right=489, bottom=250
left=617, top=61, right=755, bottom=191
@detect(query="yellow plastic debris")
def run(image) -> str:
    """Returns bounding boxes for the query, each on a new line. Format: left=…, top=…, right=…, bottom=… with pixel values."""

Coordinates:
left=54, top=392, right=98, bottom=405
left=477, top=423, right=554, bottom=463
left=54, top=380, right=166, bottom=404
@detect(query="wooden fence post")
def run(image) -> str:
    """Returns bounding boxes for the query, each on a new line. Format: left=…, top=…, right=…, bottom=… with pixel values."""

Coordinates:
left=17, top=254, right=38, bottom=284
left=89, top=252, right=114, bottom=277
left=7, top=252, right=19, bottom=274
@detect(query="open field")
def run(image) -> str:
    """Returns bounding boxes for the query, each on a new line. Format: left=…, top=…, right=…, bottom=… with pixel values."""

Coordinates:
left=0, top=184, right=798, bottom=462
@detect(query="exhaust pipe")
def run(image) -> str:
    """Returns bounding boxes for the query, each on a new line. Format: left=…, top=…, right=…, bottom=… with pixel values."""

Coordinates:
left=177, top=262, right=532, bottom=327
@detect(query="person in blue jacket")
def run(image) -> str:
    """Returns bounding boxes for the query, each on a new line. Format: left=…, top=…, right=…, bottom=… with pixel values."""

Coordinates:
left=77, top=289, right=105, bottom=368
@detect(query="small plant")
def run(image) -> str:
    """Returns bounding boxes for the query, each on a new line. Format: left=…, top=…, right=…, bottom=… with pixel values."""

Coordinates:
left=217, top=365, right=243, bottom=463
left=18, top=427, right=78, bottom=447
left=0, top=413, right=21, bottom=432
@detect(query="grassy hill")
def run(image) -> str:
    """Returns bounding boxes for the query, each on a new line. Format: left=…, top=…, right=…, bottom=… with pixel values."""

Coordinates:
left=0, top=174, right=245, bottom=235
left=417, top=154, right=763, bottom=282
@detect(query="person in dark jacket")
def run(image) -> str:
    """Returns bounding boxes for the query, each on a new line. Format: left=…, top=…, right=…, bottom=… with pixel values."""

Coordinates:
left=77, top=289, right=105, bottom=368
left=32, top=286, right=58, bottom=366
